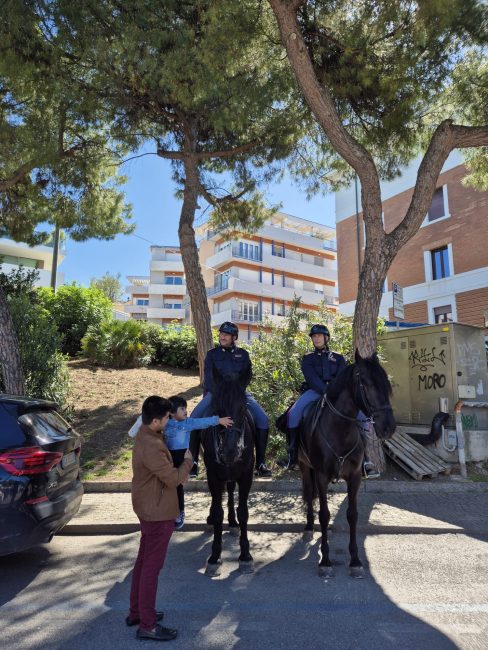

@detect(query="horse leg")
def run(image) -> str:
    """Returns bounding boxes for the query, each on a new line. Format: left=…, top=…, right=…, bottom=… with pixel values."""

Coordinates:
left=236, top=472, right=254, bottom=573
left=300, top=463, right=315, bottom=543
left=316, top=473, right=333, bottom=578
left=346, top=471, right=364, bottom=578
left=227, top=480, right=239, bottom=536
left=205, top=479, right=225, bottom=577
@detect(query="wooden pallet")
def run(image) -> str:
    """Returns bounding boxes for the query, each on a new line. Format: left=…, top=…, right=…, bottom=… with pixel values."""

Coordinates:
left=383, top=430, right=451, bottom=480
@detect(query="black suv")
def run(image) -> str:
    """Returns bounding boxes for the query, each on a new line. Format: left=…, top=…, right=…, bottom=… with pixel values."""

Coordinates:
left=0, top=395, right=83, bottom=556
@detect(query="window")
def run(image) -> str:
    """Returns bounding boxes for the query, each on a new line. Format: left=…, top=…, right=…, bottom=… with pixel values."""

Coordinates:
left=271, top=242, right=285, bottom=258
left=234, top=242, right=260, bottom=261
left=434, top=305, right=452, bottom=324
left=164, top=276, right=183, bottom=285
left=238, top=301, right=260, bottom=322
left=1, top=254, right=43, bottom=269
left=136, top=299, right=149, bottom=306
left=427, top=187, right=445, bottom=222
left=163, top=303, right=182, bottom=309
left=431, top=246, right=450, bottom=280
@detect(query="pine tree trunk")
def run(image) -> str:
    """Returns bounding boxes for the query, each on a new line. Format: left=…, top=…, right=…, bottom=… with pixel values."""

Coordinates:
left=178, top=155, right=214, bottom=382
left=0, top=286, right=25, bottom=394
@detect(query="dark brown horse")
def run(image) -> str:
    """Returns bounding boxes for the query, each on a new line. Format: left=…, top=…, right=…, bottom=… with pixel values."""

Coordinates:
left=299, top=351, right=396, bottom=577
left=201, top=365, right=255, bottom=576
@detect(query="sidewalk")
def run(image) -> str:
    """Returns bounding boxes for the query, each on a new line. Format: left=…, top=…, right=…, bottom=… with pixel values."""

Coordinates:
left=61, top=477, right=488, bottom=536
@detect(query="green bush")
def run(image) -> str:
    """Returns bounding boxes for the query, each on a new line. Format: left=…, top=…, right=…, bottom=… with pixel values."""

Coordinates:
left=81, top=319, right=155, bottom=368
left=149, top=322, right=200, bottom=369
left=6, top=292, right=70, bottom=407
left=38, top=283, right=113, bottom=356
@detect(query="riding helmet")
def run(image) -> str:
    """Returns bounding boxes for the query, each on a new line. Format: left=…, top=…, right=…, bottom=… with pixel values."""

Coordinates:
left=309, top=324, right=330, bottom=338
left=219, top=321, right=239, bottom=338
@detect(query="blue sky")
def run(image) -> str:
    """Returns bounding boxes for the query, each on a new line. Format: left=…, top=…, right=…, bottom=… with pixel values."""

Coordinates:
left=60, top=153, right=336, bottom=291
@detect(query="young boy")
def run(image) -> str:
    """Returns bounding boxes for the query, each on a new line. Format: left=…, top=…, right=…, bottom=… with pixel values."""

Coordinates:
left=128, top=395, right=193, bottom=641
left=128, top=396, right=233, bottom=530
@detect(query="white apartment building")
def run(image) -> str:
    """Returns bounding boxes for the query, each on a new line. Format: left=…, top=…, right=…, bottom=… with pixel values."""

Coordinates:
left=0, top=237, right=65, bottom=287
left=197, top=212, right=338, bottom=339
left=125, top=214, right=338, bottom=339
left=125, top=246, right=186, bottom=325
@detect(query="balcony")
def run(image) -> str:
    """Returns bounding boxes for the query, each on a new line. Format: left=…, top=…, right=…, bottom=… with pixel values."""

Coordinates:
left=206, top=276, right=337, bottom=306
left=263, top=251, right=337, bottom=283
left=147, top=307, right=186, bottom=320
left=148, top=282, right=187, bottom=296
left=150, top=260, right=184, bottom=273
left=126, top=284, right=149, bottom=294
left=125, top=304, right=148, bottom=314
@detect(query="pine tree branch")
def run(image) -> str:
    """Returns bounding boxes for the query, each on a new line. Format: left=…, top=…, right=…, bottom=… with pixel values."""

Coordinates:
left=157, top=140, right=261, bottom=161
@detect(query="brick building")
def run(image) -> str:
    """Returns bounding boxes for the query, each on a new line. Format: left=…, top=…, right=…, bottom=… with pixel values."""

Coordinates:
left=335, top=151, right=488, bottom=333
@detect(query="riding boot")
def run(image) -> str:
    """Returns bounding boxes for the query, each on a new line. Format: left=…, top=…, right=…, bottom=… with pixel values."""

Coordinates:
left=363, top=454, right=380, bottom=479
left=189, top=429, right=201, bottom=478
left=255, top=428, right=272, bottom=477
left=278, top=427, right=299, bottom=470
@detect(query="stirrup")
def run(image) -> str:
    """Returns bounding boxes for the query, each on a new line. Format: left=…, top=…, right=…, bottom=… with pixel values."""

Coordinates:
left=256, top=463, right=272, bottom=478
left=363, top=461, right=380, bottom=479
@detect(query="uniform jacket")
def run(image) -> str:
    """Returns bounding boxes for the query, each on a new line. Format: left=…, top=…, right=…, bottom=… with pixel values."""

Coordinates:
left=131, top=424, right=192, bottom=521
left=203, top=344, right=252, bottom=393
left=301, top=347, right=347, bottom=395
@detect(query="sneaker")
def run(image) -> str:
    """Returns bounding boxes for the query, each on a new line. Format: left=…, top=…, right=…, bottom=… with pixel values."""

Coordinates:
left=174, top=511, right=185, bottom=530
left=136, top=624, right=177, bottom=641
left=256, top=463, right=272, bottom=478
left=189, top=462, right=198, bottom=478
left=363, top=461, right=380, bottom=479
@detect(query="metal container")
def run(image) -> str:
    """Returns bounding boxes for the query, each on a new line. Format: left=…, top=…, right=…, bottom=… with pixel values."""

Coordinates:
left=379, top=323, right=488, bottom=461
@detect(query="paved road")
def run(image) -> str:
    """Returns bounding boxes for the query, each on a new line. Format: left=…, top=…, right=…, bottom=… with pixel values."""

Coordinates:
left=2, top=527, right=487, bottom=650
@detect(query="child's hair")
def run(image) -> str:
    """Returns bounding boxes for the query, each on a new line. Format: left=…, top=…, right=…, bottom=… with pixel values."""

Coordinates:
left=168, top=395, right=187, bottom=413
left=141, top=395, right=172, bottom=424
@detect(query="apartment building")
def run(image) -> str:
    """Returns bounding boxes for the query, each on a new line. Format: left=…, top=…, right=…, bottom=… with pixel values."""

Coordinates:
left=335, top=151, right=488, bottom=332
left=0, top=236, right=65, bottom=287
left=197, top=212, right=338, bottom=339
left=125, top=246, right=186, bottom=325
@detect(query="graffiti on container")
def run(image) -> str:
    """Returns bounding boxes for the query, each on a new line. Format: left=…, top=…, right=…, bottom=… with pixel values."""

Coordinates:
left=408, top=347, right=447, bottom=372
left=461, top=413, right=479, bottom=430
left=418, top=373, right=447, bottom=391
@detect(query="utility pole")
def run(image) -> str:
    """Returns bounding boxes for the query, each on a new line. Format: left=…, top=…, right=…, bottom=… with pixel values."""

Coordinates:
left=50, top=225, right=60, bottom=291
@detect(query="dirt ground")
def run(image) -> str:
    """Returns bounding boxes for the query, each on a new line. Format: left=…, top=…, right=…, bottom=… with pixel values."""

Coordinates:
left=68, top=359, right=201, bottom=480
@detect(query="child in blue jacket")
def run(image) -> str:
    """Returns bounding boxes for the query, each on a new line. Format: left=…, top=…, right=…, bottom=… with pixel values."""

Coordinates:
left=128, top=395, right=232, bottom=530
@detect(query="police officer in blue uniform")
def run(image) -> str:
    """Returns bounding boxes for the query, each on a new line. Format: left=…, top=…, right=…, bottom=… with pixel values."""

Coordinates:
left=282, top=324, right=346, bottom=469
left=282, top=324, right=379, bottom=478
left=190, top=321, right=272, bottom=477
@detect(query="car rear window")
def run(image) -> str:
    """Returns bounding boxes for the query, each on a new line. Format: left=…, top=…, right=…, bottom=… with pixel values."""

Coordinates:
left=0, top=404, right=26, bottom=448
left=18, top=410, right=75, bottom=444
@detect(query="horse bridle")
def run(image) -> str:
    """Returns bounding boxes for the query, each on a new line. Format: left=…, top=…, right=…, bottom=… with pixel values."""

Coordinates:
left=318, top=366, right=392, bottom=477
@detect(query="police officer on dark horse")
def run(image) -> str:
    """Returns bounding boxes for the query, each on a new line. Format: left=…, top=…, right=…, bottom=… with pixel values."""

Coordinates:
left=280, top=324, right=380, bottom=478
left=190, top=321, right=272, bottom=477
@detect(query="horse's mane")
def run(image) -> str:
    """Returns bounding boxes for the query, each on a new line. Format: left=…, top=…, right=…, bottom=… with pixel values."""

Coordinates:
left=210, top=366, right=249, bottom=425
left=326, top=355, right=392, bottom=402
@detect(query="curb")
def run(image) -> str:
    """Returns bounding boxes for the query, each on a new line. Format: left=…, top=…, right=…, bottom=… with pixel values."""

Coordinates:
left=83, top=479, right=488, bottom=494
left=60, top=522, right=488, bottom=537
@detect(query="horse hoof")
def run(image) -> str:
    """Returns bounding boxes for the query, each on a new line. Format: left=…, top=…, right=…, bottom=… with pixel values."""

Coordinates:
left=205, top=560, right=222, bottom=577
left=204, top=523, right=214, bottom=534
left=228, top=525, right=240, bottom=537
left=239, top=560, right=254, bottom=574
left=350, top=566, right=365, bottom=579
left=318, top=565, right=334, bottom=578
left=302, top=530, right=313, bottom=543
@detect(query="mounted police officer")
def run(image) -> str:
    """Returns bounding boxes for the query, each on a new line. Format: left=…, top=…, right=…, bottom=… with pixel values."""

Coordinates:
left=281, top=324, right=379, bottom=478
left=190, top=321, right=272, bottom=478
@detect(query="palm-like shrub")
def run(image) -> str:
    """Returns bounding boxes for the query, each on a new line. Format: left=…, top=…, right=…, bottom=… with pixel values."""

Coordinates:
left=82, top=319, right=155, bottom=367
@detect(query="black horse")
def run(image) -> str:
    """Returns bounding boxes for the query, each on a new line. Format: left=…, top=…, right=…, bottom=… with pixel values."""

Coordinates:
left=201, top=365, right=255, bottom=576
left=299, top=351, right=396, bottom=578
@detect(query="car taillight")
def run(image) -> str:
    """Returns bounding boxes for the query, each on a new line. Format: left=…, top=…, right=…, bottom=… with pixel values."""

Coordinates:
left=0, top=447, right=63, bottom=476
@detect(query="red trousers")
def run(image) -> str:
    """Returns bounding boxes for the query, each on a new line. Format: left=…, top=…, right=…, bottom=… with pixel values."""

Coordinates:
left=129, top=518, right=174, bottom=631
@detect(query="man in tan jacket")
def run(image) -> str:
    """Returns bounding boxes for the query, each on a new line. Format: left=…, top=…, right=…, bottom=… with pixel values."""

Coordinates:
left=128, top=395, right=193, bottom=641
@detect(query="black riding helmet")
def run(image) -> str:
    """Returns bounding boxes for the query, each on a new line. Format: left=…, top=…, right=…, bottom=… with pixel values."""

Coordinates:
left=219, top=321, right=239, bottom=338
left=309, top=324, right=330, bottom=338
